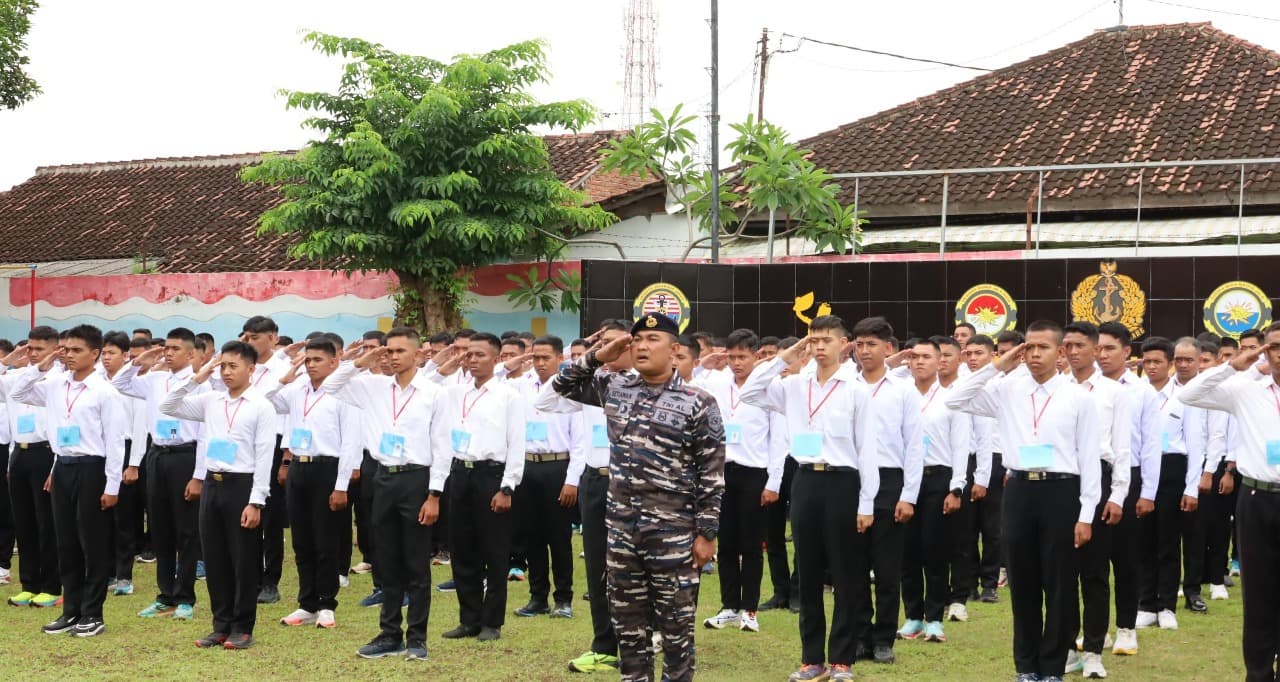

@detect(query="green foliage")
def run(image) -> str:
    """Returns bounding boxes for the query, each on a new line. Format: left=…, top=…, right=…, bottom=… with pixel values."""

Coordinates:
left=0, top=0, right=39, bottom=110
left=506, top=264, right=581, bottom=314
left=241, top=33, right=616, bottom=329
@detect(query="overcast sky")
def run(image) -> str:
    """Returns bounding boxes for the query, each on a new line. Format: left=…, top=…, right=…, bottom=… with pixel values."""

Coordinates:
left=2, top=0, right=1279, bottom=190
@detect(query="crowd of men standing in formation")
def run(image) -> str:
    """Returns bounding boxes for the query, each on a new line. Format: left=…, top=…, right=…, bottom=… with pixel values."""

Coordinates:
left=0, top=309, right=1278, bottom=682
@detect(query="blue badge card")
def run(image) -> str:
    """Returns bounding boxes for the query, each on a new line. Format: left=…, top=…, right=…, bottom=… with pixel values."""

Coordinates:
left=1162, top=431, right=1171, bottom=453
left=525, top=421, right=549, bottom=442
left=289, top=428, right=313, bottom=452
left=379, top=432, right=406, bottom=460
left=207, top=438, right=238, bottom=465
left=56, top=425, right=81, bottom=448
left=15, top=413, right=35, bottom=435
left=591, top=424, right=609, bottom=449
left=156, top=419, right=180, bottom=440
left=1019, top=443, right=1054, bottom=470
left=724, top=423, right=743, bottom=445
left=923, top=434, right=932, bottom=458
left=451, top=429, right=473, bottom=455
left=1267, top=440, right=1280, bottom=466
left=792, top=432, right=823, bottom=458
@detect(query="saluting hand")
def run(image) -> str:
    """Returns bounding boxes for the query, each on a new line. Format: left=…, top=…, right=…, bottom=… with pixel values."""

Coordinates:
left=776, top=335, right=813, bottom=367
left=1230, top=342, right=1271, bottom=372
left=593, top=334, right=632, bottom=365
left=992, top=343, right=1026, bottom=374
left=354, top=346, right=387, bottom=370
left=192, top=354, right=222, bottom=384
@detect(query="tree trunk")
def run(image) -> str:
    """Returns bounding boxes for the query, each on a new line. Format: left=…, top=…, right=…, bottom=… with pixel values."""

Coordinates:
left=394, top=270, right=464, bottom=334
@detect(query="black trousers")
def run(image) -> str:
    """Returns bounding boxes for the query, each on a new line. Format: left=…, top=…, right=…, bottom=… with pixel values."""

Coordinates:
left=518, top=458, right=574, bottom=605
left=337, top=489, right=353, bottom=579
left=1237, top=484, right=1280, bottom=682
left=1139, top=453, right=1203, bottom=612
left=579, top=467, right=617, bottom=656
left=287, top=457, right=343, bottom=613
left=351, top=450, right=376, bottom=565
left=902, top=466, right=953, bottom=622
left=1003, top=475, right=1081, bottom=678
left=719, top=462, right=769, bottom=612
left=855, top=467, right=905, bottom=650
left=135, top=442, right=152, bottom=554
left=1201, top=461, right=1237, bottom=586
left=109, top=440, right=140, bottom=580
left=260, top=436, right=287, bottom=587
left=9, top=443, right=59, bottom=594
left=371, top=465, right=433, bottom=644
left=953, top=452, right=1005, bottom=599
left=1113, top=466, right=1143, bottom=629
left=765, top=456, right=798, bottom=601
left=200, top=473, right=261, bottom=636
left=147, top=446, right=200, bottom=606
left=792, top=467, right=869, bottom=667
left=449, top=462, right=512, bottom=629
left=0, top=446, right=13, bottom=570
left=50, top=457, right=111, bottom=620
left=1078, top=467, right=1114, bottom=654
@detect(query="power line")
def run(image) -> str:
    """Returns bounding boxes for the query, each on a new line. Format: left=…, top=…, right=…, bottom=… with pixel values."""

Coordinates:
left=962, top=0, right=1113, bottom=64
left=1142, top=0, right=1280, bottom=22
left=777, top=33, right=993, bottom=72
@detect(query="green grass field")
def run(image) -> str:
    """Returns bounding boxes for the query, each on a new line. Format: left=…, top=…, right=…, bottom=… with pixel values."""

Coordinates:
left=0, top=530, right=1247, bottom=680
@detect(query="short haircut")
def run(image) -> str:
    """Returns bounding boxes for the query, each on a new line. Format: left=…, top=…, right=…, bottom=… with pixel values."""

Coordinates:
left=150, top=338, right=165, bottom=347
left=196, top=332, right=215, bottom=349
left=711, top=337, right=728, bottom=349
left=362, top=330, right=387, bottom=344
left=690, top=331, right=713, bottom=345
left=499, top=331, right=519, bottom=341
left=955, top=322, right=977, bottom=334
left=779, top=336, right=801, bottom=349
left=1063, top=320, right=1099, bottom=343
left=132, top=328, right=153, bottom=339
left=166, top=327, right=197, bottom=346
left=0, top=339, right=13, bottom=355
left=277, top=335, right=294, bottom=346
left=28, top=325, right=58, bottom=343
left=933, top=335, right=962, bottom=352
left=193, top=337, right=207, bottom=354
left=1198, top=339, right=1220, bottom=355
left=501, top=337, right=524, bottom=350
left=1196, top=331, right=1222, bottom=346
left=996, top=330, right=1025, bottom=346
left=220, top=340, right=258, bottom=363
left=1173, top=336, right=1200, bottom=353
left=1026, top=320, right=1064, bottom=342
left=454, top=328, right=476, bottom=339
left=533, top=335, right=564, bottom=355
left=965, top=335, right=996, bottom=351
left=597, top=319, right=629, bottom=333
left=811, top=315, right=849, bottom=338
left=323, top=332, right=344, bottom=352
left=1240, top=329, right=1266, bottom=344
left=887, top=336, right=899, bottom=351
left=129, top=337, right=150, bottom=350
left=759, top=336, right=781, bottom=347
left=1097, top=321, right=1131, bottom=348
left=1220, top=336, right=1239, bottom=350
left=911, top=337, right=940, bottom=352
left=725, top=329, right=760, bottom=352
left=427, top=332, right=453, bottom=345
left=675, top=334, right=702, bottom=358
left=304, top=338, right=338, bottom=356
left=104, top=331, right=131, bottom=353
left=569, top=338, right=589, bottom=348
left=850, top=316, right=892, bottom=341
left=1141, top=336, right=1175, bottom=361
left=901, top=337, right=922, bottom=350
left=242, top=315, right=278, bottom=334
left=65, top=324, right=104, bottom=351
left=385, top=326, right=421, bottom=345
left=518, top=331, right=536, bottom=343
left=470, top=332, right=502, bottom=353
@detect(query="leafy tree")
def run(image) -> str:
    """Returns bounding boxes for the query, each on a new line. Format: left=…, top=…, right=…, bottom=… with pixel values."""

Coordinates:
left=0, top=0, right=40, bottom=110
left=601, top=110, right=862, bottom=261
left=242, top=33, right=616, bottom=331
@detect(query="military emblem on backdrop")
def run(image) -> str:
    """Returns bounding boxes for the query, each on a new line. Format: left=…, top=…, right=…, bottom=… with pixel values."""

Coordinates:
left=633, top=282, right=691, bottom=333
left=793, top=291, right=832, bottom=329
left=1070, top=260, right=1147, bottom=337
left=954, top=284, right=1018, bottom=338
left=1203, top=281, right=1272, bottom=339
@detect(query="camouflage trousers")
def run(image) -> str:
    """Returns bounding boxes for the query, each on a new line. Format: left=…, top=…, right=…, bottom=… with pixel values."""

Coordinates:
left=607, top=513, right=700, bottom=682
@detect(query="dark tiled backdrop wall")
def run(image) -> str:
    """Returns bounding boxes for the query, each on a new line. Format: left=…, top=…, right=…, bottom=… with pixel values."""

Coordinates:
left=580, top=257, right=1280, bottom=340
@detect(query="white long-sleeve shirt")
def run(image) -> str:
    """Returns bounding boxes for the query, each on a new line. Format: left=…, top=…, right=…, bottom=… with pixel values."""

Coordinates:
left=856, top=369, right=924, bottom=504
left=513, top=375, right=586, bottom=488
left=1116, top=370, right=1162, bottom=501
left=112, top=364, right=207, bottom=446
left=1178, top=363, right=1280, bottom=484
left=535, top=380, right=610, bottom=483
left=436, top=379, right=525, bottom=491
left=699, top=371, right=790, bottom=492
left=1154, top=379, right=1209, bottom=498
left=11, top=369, right=127, bottom=495
left=916, top=381, right=970, bottom=491
left=160, top=381, right=276, bottom=506
left=263, top=380, right=363, bottom=492
left=946, top=364, right=1102, bottom=524
left=1068, top=370, right=1132, bottom=507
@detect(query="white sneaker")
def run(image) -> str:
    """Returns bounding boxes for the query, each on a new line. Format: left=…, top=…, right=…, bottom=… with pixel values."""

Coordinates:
left=740, top=611, right=759, bottom=632
left=1082, top=651, right=1108, bottom=679
left=946, top=603, right=968, bottom=622
left=338, top=574, right=350, bottom=589
left=1075, top=632, right=1113, bottom=650
left=316, top=609, right=336, bottom=628
left=1135, top=610, right=1158, bottom=629
left=1112, top=627, right=1138, bottom=655
left=702, top=608, right=740, bottom=630
left=351, top=562, right=372, bottom=574
left=1157, top=609, right=1178, bottom=630
left=1065, top=649, right=1082, bottom=674
left=0, top=567, right=9, bottom=585
left=1210, top=584, right=1229, bottom=600
left=281, top=608, right=318, bottom=626
left=1177, top=586, right=1184, bottom=598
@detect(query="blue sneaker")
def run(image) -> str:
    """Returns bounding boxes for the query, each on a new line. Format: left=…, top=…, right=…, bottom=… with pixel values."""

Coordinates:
left=507, top=568, right=525, bottom=582
left=897, top=619, right=925, bottom=640
left=436, top=580, right=456, bottom=593
left=358, top=589, right=384, bottom=608
left=356, top=636, right=405, bottom=659
left=195, top=561, right=206, bottom=581
left=173, top=604, right=194, bottom=620
left=405, top=641, right=428, bottom=661
left=924, top=620, right=946, bottom=642
left=1231, top=559, right=1241, bottom=577
left=402, top=594, right=409, bottom=608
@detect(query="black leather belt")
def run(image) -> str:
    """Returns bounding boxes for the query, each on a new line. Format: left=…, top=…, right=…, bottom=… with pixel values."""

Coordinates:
left=380, top=463, right=426, bottom=474
left=588, top=466, right=610, bottom=477
left=799, top=463, right=854, bottom=472
left=56, top=454, right=102, bottom=465
left=17, top=440, right=50, bottom=451
left=153, top=443, right=197, bottom=454
left=1010, top=471, right=1079, bottom=481
left=1242, top=476, right=1280, bottom=494
left=923, top=465, right=952, bottom=476
left=208, top=471, right=252, bottom=482
left=452, top=459, right=502, bottom=471
left=292, top=455, right=336, bottom=464
left=526, top=452, right=569, bottom=463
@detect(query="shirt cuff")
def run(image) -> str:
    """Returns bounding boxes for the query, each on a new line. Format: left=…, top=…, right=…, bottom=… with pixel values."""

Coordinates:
left=250, top=490, right=269, bottom=506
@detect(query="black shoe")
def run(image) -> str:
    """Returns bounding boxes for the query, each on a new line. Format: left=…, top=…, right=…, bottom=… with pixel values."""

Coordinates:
left=441, top=625, right=480, bottom=639
left=873, top=644, right=896, bottom=664
left=1186, top=594, right=1208, bottom=613
left=514, top=600, right=550, bottom=617
left=979, top=587, right=1000, bottom=603
left=257, top=585, right=280, bottom=604
left=478, top=626, right=501, bottom=642
left=854, top=642, right=873, bottom=661
left=195, top=631, right=228, bottom=648
left=788, top=602, right=801, bottom=614
left=136, top=551, right=157, bottom=564
left=759, top=595, right=790, bottom=611
left=405, top=641, right=428, bottom=661
left=41, top=615, right=78, bottom=634
left=223, top=633, right=255, bottom=650
left=356, top=636, right=405, bottom=658
left=1224, top=574, right=1236, bottom=588
left=73, top=618, right=105, bottom=638
left=969, top=587, right=980, bottom=601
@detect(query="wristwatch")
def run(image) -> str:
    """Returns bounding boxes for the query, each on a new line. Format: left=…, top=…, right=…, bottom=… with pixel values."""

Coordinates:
left=250, top=502, right=265, bottom=510
left=429, top=489, right=442, bottom=499
left=950, top=488, right=963, bottom=498
left=698, top=528, right=718, bottom=542
left=500, top=486, right=515, bottom=496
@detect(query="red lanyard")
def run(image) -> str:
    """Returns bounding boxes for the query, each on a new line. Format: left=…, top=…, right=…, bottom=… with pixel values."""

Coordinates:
left=64, top=382, right=88, bottom=418
left=729, top=385, right=742, bottom=415
left=808, top=379, right=841, bottom=424
left=392, top=383, right=416, bottom=425
left=225, top=397, right=245, bottom=430
left=1031, top=390, right=1054, bottom=436
left=870, top=377, right=888, bottom=398
left=919, top=384, right=940, bottom=413
left=462, top=387, right=488, bottom=422
left=252, top=367, right=270, bottom=386
left=302, top=387, right=325, bottom=420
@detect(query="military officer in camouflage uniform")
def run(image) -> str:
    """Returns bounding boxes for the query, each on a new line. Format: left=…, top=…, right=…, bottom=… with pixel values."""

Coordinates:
left=552, top=312, right=725, bottom=682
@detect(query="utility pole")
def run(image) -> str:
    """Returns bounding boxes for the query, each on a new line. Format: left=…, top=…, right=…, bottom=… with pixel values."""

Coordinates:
left=757, top=28, right=768, bottom=121
left=709, top=0, right=721, bottom=263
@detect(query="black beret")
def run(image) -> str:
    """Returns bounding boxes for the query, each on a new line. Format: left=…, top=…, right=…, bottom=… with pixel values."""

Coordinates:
left=631, top=312, right=680, bottom=337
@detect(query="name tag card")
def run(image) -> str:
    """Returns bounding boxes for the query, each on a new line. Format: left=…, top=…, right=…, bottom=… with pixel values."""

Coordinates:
left=207, top=438, right=238, bottom=465
left=525, top=421, right=548, bottom=442
left=379, top=433, right=406, bottom=460
left=289, top=428, right=314, bottom=452
left=15, top=413, right=35, bottom=435
left=792, top=432, right=823, bottom=458
left=156, top=419, right=180, bottom=440
left=923, top=434, right=932, bottom=458
left=451, top=429, right=473, bottom=455
left=1267, top=440, right=1280, bottom=466
left=1019, top=443, right=1054, bottom=470
left=1162, top=431, right=1171, bottom=453
left=57, top=425, right=81, bottom=448
left=591, top=424, right=610, bottom=449
left=724, top=423, right=743, bottom=445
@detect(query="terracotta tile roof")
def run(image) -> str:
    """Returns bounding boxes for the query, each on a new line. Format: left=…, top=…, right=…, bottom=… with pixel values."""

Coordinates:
left=0, top=133, right=662, bottom=272
left=800, top=23, right=1280, bottom=216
